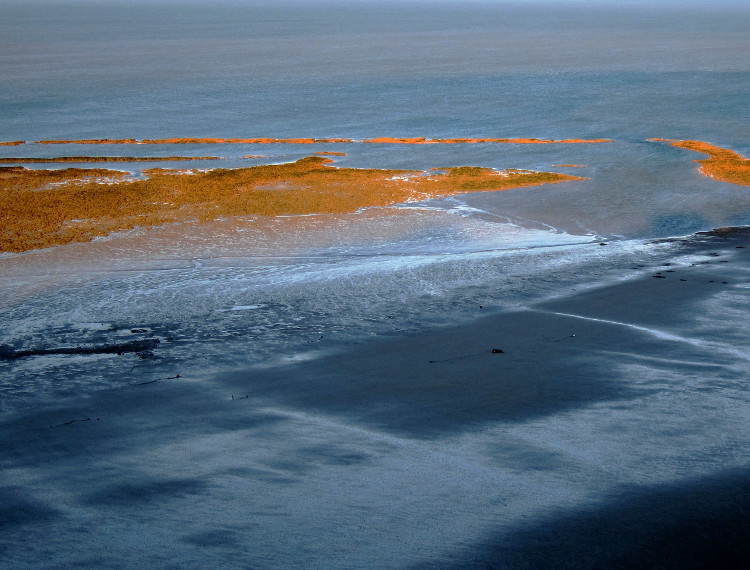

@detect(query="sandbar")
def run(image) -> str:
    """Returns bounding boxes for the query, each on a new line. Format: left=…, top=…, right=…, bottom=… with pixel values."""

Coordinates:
left=36, top=138, right=140, bottom=145
left=652, top=139, right=750, bottom=187
left=361, top=137, right=612, bottom=144
left=0, top=157, right=583, bottom=253
left=0, top=156, right=220, bottom=164
left=36, top=137, right=355, bottom=145
left=26, top=137, right=612, bottom=145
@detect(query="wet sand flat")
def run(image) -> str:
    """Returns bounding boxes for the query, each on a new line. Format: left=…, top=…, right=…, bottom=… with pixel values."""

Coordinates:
left=1, top=229, right=748, bottom=568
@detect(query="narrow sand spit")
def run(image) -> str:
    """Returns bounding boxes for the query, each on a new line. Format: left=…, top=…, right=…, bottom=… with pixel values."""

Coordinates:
left=14, top=137, right=613, bottom=145
left=0, top=156, right=220, bottom=163
left=651, top=139, right=750, bottom=187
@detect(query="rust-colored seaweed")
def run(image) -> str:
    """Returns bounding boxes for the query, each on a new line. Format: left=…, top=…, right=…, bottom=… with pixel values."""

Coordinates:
left=38, top=138, right=139, bottom=145
left=362, top=137, right=611, bottom=144
left=0, top=157, right=584, bottom=253
left=29, top=137, right=612, bottom=145
left=36, top=137, right=356, bottom=145
left=654, top=139, right=750, bottom=187
left=0, top=156, right=220, bottom=164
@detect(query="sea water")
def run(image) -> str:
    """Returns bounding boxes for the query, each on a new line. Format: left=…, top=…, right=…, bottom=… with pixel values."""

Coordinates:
left=2, top=1, right=750, bottom=411
left=3, top=3, right=750, bottom=567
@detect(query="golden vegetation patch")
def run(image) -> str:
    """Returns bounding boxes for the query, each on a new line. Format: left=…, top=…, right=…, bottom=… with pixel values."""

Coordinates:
left=140, top=137, right=355, bottom=144
left=0, top=157, right=584, bottom=253
left=0, top=141, right=25, bottom=146
left=0, top=166, right=128, bottom=188
left=0, top=156, right=220, bottom=164
left=26, top=137, right=612, bottom=145
left=36, top=137, right=354, bottom=145
left=37, top=138, right=140, bottom=145
left=654, top=139, right=750, bottom=187
left=361, top=137, right=612, bottom=144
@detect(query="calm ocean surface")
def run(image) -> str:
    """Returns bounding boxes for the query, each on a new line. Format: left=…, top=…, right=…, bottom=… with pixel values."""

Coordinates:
left=2, top=1, right=749, bottom=142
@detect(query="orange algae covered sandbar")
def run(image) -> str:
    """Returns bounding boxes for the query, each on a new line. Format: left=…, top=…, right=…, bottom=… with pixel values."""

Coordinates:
left=0, top=165, right=127, bottom=190
left=362, top=137, right=612, bottom=144
left=0, top=157, right=584, bottom=253
left=35, top=137, right=355, bottom=145
left=653, top=139, right=750, bottom=187
left=0, top=156, right=220, bottom=164
left=38, top=138, right=139, bottom=145
left=138, top=137, right=356, bottom=144
left=28, top=137, right=611, bottom=146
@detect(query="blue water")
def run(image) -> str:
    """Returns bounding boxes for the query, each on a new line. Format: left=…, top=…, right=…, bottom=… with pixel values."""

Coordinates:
left=2, top=3, right=750, bottom=567
left=2, top=0, right=749, bottom=398
left=2, top=2, right=749, bottom=142
left=2, top=0, right=750, bottom=398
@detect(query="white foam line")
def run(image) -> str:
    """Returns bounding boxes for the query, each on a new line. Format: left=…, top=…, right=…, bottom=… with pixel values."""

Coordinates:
left=539, top=309, right=750, bottom=362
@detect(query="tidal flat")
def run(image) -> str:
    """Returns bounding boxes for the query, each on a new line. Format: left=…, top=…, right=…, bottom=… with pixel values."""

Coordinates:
left=1, top=224, right=749, bottom=568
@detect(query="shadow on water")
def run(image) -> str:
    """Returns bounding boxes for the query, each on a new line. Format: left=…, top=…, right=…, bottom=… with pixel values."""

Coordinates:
left=226, top=305, right=663, bottom=439
left=226, top=228, right=750, bottom=439
left=0, top=486, right=60, bottom=530
left=417, top=469, right=750, bottom=569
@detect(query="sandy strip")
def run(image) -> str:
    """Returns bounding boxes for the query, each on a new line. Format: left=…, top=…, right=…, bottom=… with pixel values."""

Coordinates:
left=34, top=137, right=354, bottom=145
left=361, top=137, right=612, bottom=144
left=24, top=137, right=613, bottom=145
left=0, top=156, right=220, bottom=163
